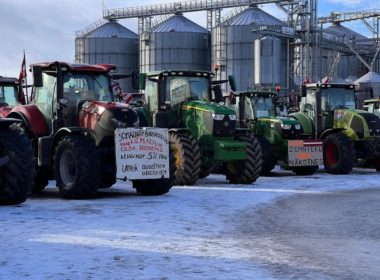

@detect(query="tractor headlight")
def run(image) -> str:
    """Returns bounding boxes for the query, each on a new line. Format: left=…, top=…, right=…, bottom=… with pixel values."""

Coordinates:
left=295, top=124, right=302, bottom=130
left=281, top=124, right=292, bottom=130
left=212, top=113, right=225, bottom=121
left=228, top=114, right=237, bottom=121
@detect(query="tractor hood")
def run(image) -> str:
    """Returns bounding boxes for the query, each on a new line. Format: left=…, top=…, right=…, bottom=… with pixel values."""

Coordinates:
left=181, top=100, right=236, bottom=115
left=78, top=100, right=139, bottom=144
left=333, top=108, right=380, bottom=138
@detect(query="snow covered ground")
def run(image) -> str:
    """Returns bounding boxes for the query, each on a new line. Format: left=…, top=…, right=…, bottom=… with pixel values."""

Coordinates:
left=1, top=167, right=379, bottom=279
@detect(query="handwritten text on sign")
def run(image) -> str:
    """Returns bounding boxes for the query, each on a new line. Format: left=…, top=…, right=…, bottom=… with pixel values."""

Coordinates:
left=288, top=140, right=323, bottom=167
left=115, top=128, right=170, bottom=180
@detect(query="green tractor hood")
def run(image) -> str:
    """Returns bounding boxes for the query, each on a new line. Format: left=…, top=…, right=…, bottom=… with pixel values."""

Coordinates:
left=182, top=100, right=236, bottom=115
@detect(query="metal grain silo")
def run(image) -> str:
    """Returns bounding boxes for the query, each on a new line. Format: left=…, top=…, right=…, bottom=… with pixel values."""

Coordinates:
left=322, top=24, right=367, bottom=79
left=140, top=14, right=210, bottom=73
left=212, top=7, right=288, bottom=92
left=75, top=20, right=139, bottom=92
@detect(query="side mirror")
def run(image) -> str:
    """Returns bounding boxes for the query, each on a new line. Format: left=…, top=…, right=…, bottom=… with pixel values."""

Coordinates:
left=139, top=73, right=147, bottom=90
left=131, top=70, right=139, bottom=91
left=228, top=75, right=237, bottom=92
left=301, top=85, right=306, bottom=97
left=32, top=66, right=43, bottom=87
left=213, top=85, right=223, bottom=103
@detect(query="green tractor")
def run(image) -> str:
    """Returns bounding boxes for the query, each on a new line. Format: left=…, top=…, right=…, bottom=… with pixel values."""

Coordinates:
left=226, top=89, right=321, bottom=176
left=133, top=70, right=262, bottom=185
left=291, top=83, right=380, bottom=174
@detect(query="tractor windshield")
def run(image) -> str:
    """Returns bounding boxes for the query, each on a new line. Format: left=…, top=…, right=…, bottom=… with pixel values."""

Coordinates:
left=0, top=84, right=18, bottom=106
left=251, top=96, right=276, bottom=118
left=63, top=72, right=113, bottom=103
left=321, top=88, right=356, bottom=111
left=165, top=76, right=209, bottom=107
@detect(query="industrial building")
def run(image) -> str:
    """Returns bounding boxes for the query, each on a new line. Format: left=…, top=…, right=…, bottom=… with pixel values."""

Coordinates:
left=75, top=0, right=380, bottom=97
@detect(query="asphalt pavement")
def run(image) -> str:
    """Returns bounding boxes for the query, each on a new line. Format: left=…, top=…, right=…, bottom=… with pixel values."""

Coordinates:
left=234, top=188, right=380, bottom=279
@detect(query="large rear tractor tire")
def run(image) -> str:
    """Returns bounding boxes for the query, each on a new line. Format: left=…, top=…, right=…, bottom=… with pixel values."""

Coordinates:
left=223, top=133, right=262, bottom=184
left=54, top=136, right=100, bottom=198
left=0, top=129, right=34, bottom=205
left=323, top=132, right=355, bottom=174
left=169, top=132, right=201, bottom=186
left=257, top=136, right=276, bottom=176
left=132, top=147, right=176, bottom=195
left=291, top=165, right=319, bottom=176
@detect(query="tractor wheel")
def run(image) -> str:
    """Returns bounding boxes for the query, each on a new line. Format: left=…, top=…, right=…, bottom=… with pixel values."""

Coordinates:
left=99, top=173, right=116, bottom=189
left=257, top=136, right=276, bottom=176
left=169, top=132, right=201, bottom=186
left=199, top=163, right=214, bottom=179
left=54, top=136, right=100, bottom=198
left=0, top=129, right=34, bottom=205
left=291, top=165, right=319, bottom=175
left=132, top=147, right=176, bottom=195
left=223, top=133, right=262, bottom=184
left=323, top=132, right=355, bottom=174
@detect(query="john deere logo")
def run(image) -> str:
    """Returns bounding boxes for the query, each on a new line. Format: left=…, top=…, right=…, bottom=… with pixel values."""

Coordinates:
left=224, top=121, right=229, bottom=126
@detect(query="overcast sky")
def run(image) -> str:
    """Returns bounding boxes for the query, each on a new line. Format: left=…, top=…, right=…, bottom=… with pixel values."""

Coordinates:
left=0, top=0, right=377, bottom=78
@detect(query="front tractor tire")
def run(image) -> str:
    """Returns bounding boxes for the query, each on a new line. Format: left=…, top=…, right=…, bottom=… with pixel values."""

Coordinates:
left=54, top=136, right=100, bottom=198
left=169, top=132, right=201, bottom=186
left=223, top=133, right=262, bottom=184
left=257, top=136, right=276, bottom=176
left=323, top=132, right=355, bottom=174
left=132, top=147, right=176, bottom=196
left=0, top=129, right=34, bottom=205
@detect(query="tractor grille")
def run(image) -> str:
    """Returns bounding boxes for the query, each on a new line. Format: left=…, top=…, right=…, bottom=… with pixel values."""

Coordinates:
left=281, top=125, right=301, bottom=140
left=359, top=112, right=380, bottom=137
left=204, top=112, right=235, bottom=137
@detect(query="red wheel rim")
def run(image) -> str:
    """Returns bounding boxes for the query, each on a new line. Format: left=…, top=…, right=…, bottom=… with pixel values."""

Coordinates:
left=325, top=142, right=338, bottom=166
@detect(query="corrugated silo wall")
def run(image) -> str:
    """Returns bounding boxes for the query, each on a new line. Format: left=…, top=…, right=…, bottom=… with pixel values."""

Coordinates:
left=212, top=24, right=288, bottom=93
left=75, top=37, right=139, bottom=92
left=140, top=31, right=211, bottom=73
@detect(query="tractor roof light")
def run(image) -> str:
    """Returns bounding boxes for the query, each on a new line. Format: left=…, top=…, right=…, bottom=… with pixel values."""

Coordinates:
left=203, top=73, right=208, bottom=77
left=178, top=72, right=184, bottom=75
left=170, top=72, right=177, bottom=75
left=162, top=72, right=169, bottom=76
left=196, top=73, right=202, bottom=76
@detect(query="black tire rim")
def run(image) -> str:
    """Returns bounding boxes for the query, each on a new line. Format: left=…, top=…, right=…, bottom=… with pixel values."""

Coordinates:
left=60, top=150, right=77, bottom=187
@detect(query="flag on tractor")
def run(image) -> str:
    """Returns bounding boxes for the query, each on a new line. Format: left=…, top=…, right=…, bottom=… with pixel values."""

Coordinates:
left=18, top=52, right=27, bottom=104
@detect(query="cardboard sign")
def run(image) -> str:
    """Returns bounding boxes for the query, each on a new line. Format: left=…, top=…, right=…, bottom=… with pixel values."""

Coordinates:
left=115, top=128, right=170, bottom=180
left=288, top=140, right=323, bottom=167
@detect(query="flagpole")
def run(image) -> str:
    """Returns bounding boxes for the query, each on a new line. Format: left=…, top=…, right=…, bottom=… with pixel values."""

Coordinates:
left=23, top=50, right=28, bottom=103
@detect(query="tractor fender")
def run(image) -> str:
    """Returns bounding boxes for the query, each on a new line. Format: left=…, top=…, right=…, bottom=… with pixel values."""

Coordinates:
left=8, top=105, right=48, bottom=137
left=53, top=127, right=96, bottom=148
left=320, top=128, right=346, bottom=140
left=37, top=127, right=97, bottom=167
left=168, top=128, right=191, bottom=134
left=0, top=118, right=21, bottom=129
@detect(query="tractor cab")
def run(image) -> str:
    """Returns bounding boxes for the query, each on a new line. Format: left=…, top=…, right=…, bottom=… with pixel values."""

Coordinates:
left=300, top=83, right=356, bottom=136
left=0, top=77, right=23, bottom=118
left=363, top=98, right=380, bottom=118
left=0, top=77, right=20, bottom=107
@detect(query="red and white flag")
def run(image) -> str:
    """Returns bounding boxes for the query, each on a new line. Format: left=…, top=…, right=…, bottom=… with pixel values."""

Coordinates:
left=17, top=52, right=27, bottom=104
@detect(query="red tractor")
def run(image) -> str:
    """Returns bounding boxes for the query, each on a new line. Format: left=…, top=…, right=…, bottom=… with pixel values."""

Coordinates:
left=4, top=62, right=174, bottom=198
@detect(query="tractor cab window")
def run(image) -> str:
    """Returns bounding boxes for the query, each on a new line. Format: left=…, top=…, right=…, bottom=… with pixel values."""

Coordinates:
left=145, top=77, right=158, bottom=112
left=166, top=77, right=190, bottom=108
left=0, top=84, right=17, bottom=106
left=165, top=76, right=209, bottom=108
left=244, top=97, right=255, bottom=120
left=302, top=89, right=317, bottom=118
left=251, top=96, right=275, bottom=118
left=321, top=88, right=355, bottom=111
left=33, top=72, right=57, bottom=131
left=63, top=72, right=112, bottom=103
